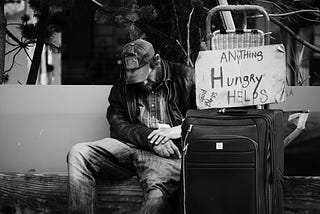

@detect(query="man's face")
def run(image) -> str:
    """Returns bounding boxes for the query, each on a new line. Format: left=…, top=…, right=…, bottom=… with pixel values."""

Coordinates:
left=134, top=65, right=158, bottom=92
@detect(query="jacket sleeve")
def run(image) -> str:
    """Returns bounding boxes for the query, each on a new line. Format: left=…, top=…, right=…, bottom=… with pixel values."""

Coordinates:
left=185, top=65, right=197, bottom=110
left=171, top=62, right=197, bottom=114
left=106, top=81, right=153, bottom=150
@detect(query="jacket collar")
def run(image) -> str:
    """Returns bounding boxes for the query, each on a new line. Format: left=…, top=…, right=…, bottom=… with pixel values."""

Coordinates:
left=161, top=60, right=172, bottom=83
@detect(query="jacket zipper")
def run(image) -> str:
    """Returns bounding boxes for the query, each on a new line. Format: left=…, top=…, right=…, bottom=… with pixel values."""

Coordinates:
left=164, top=82, right=174, bottom=127
left=125, top=85, right=134, bottom=123
left=182, top=124, right=192, bottom=214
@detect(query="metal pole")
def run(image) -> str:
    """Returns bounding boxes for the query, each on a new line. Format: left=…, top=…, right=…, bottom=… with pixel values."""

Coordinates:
left=217, top=0, right=235, bottom=30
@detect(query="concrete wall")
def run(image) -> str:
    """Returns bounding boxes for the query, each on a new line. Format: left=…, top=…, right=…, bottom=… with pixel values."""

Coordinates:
left=1, top=85, right=320, bottom=173
left=270, top=86, right=320, bottom=111
left=0, top=85, right=112, bottom=172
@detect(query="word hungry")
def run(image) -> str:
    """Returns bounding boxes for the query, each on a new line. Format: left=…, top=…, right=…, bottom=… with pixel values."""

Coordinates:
left=211, top=66, right=263, bottom=89
left=211, top=66, right=268, bottom=104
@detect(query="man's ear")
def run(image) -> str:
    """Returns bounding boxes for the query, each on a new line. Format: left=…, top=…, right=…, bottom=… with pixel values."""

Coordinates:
left=153, top=54, right=161, bottom=66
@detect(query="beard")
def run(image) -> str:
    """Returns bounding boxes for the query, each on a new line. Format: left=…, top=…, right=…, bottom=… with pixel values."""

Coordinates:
left=136, top=66, right=163, bottom=92
left=139, top=80, right=156, bottom=92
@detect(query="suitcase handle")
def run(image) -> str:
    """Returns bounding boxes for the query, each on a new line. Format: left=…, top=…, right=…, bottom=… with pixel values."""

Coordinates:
left=206, top=5, right=270, bottom=49
left=219, top=108, right=248, bottom=115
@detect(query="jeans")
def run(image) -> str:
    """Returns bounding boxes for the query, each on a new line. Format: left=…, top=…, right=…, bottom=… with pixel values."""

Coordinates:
left=67, top=137, right=181, bottom=214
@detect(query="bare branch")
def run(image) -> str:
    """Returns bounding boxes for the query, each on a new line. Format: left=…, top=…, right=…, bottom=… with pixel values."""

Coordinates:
left=176, top=40, right=194, bottom=67
left=295, top=14, right=320, bottom=23
left=5, top=46, right=20, bottom=55
left=25, top=40, right=36, bottom=47
left=144, top=23, right=171, bottom=40
left=6, top=29, right=26, bottom=48
left=6, top=23, right=23, bottom=26
left=4, top=47, right=23, bottom=73
left=144, top=22, right=193, bottom=65
left=22, top=47, right=32, bottom=61
left=6, top=38, right=18, bottom=46
left=45, top=42, right=60, bottom=51
left=91, top=0, right=104, bottom=8
left=187, top=8, right=194, bottom=67
left=255, top=0, right=303, bottom=24
left=171, top=0, right=182, bottom=46
left=250, top=9, right=320, bottom=18
left=256, top=0, right=287, bottom=13
left=270, top=17, right=320, bottom=54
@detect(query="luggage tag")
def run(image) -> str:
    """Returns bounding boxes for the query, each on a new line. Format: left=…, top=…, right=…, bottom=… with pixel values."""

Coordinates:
left=216, top=142, right=224, bottom=150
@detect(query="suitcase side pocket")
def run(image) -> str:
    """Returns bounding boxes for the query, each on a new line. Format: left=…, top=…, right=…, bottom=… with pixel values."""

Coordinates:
left=183, top=134, right=259, bottom=214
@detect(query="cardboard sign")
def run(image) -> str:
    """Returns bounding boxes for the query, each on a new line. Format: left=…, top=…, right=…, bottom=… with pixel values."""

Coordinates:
left=195, top=44, right=286, bottom=109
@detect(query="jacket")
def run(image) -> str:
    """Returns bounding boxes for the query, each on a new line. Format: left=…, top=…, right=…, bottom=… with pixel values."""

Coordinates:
left=106, top=60, right=196, bottom=150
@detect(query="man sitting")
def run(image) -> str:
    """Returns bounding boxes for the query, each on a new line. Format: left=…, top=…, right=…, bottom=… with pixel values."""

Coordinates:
left=67, top=38, right=196, bottom=214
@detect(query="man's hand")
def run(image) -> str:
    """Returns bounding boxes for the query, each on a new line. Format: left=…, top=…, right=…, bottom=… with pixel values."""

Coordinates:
left=147, top=125, right=181, bottom=146
left=152, top=139, right=181, bottom=159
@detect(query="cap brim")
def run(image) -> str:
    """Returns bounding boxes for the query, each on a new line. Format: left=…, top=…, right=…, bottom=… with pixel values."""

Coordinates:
left=125, top=64, right=149, bottom=84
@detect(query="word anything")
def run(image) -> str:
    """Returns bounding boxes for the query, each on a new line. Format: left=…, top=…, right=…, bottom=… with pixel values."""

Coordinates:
left=220, top=49, right=263, bottom=64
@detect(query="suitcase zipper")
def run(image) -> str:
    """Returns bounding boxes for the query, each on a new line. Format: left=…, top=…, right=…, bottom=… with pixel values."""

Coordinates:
left=182, top=124, right=193, bottom=214
left=182, top=124, right=260, bottom=214
left=182, top=124, right=193, bottom=155
left=250, top=112, right=276, bottom=214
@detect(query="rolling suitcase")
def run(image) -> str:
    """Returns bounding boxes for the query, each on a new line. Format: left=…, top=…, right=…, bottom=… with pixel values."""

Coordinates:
left=182, top=5, right=284, bottom=214
left=181, top=108, right=284, bottom=214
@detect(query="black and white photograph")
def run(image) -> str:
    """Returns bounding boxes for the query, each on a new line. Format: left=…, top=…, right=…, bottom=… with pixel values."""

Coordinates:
left=0, top=0, right=320, bottom=213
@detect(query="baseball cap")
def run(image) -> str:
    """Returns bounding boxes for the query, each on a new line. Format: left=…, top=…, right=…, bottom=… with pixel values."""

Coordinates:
left=121, top=39, right=155, bottom=84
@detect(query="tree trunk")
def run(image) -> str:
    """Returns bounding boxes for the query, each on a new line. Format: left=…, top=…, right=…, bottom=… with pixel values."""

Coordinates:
left=0, top=0, right=6, bottom=84
left=26, top=1, right=49, bottom=84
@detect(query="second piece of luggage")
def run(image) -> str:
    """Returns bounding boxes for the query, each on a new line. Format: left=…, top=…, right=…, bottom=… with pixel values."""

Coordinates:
left=181, top=108, right=284, bottom=214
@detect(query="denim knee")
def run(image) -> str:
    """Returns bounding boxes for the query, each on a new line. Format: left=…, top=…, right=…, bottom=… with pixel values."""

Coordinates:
left=67, top=143, right=90, bottom=164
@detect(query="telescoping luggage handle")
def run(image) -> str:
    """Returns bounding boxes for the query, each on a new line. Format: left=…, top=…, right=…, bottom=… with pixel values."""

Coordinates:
left=205, top=5, right=270, bottom=49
